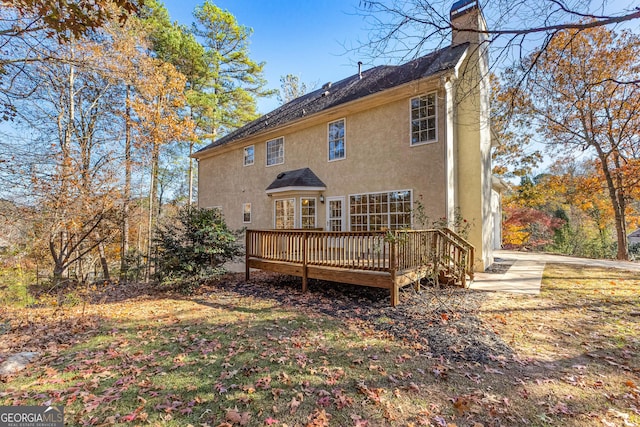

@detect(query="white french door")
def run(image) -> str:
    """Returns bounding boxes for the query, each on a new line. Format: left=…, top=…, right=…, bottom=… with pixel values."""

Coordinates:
left=326, top=196, right=346, bottom=231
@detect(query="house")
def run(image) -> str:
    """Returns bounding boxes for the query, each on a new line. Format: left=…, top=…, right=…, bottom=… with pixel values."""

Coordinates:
left=629, top=229, right=640, bottom=245
left=194, top=0, right=495, bottom=271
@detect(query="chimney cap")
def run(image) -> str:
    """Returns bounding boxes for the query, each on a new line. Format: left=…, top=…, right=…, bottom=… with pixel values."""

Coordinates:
left=450, top=0, right=478, bottom=18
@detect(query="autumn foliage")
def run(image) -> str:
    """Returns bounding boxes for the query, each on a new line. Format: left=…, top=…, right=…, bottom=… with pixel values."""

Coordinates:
left=501, top=161, right=640, bottom=257
left=496, top=24, right=640, bottom=259
left=502, top=206, right=564, bottom=250
left=0, top=0, right=270, bottom=285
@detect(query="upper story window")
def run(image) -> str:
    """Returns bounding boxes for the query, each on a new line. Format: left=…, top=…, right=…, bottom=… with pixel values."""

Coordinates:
left=243, top=145, right=254, bottom=166
left=266, top=137, right=284, bottom=166
left=410, top=93, right=437, bottom=145
left=328, top=119, right=345, bottom=161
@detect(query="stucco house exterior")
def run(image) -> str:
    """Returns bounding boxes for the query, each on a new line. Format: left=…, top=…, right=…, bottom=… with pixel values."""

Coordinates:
left=194, top=0, right=495, bottom=271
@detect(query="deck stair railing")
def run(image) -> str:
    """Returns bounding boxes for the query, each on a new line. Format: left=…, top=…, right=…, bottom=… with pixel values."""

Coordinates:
left=440, top=228, right=475, bottom=281
left=392, top=229, right=472, bottom=287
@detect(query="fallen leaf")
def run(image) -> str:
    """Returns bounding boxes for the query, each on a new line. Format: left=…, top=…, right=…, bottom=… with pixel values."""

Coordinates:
left=452, top=396, right=470, bottom=414
left=226, top=407, right=251, bottom=426
left=306, top=408, right=331, bottom=427
left=289, top=397, right=301, bottom=414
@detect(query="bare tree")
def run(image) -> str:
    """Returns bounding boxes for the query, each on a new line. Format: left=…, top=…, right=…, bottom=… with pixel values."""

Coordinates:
left=357, top=0, right=640, bottom=70
left=277, top=74, right=310, bottom=105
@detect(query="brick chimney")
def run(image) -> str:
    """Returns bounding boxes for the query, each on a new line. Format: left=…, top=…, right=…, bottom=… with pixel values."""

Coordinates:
left=450, top=0, right=487, bottom=47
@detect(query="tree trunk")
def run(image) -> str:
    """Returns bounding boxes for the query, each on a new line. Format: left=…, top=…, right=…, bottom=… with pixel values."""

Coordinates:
left=97, top=237, right=110, bottom=280
left=50, top=235, right=67, bottom=288
left=145, top=142, right=159, bottom=282
left=188, top=141, right=194, bottom=206
left=51, top=47, right=75, bottom=284
left=596, top=150, right=628, bottom=260
left=121, top=85, right=132, bottom=280
left=613, top=151, right=629, bottom=260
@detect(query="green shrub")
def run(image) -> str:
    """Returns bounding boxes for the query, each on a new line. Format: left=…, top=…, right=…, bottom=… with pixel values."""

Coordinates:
left=154, top=207, right=242, bottom=285
left=0, top=267, right=36, bottom=307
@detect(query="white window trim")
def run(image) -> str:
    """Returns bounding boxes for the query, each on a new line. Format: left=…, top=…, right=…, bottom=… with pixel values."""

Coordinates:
left=347, top=189, right=413, bottom=231
left=327, top=118, right=346, bottom=162
left=300, top=197, right=317, bottom=229
left=266, top=186, right=326, bottom=195
left=242, top=203, right=251, bottom=223
left=409, top=92, right=438, bottom=146
left=266, top=136, right=285, bottom=167
left=243, top=145, right=255, bottom=166
left=273, top=198, right=296, bottom=229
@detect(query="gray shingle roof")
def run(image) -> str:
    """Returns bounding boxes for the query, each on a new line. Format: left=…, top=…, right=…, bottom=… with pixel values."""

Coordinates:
left=195, top=43, right=469, bottom=155
left=265, top=168, right=326, bottom=192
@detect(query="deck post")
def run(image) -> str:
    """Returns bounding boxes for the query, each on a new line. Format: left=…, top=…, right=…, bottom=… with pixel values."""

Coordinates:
left=245, top=230, right=250, bottom=281
left=389, top=234, right=398, bottom=306
left=431, top=232, right=439, bottom=279
left=461, top=268, right=467, bottom=287
left=302, top=232, right=308, bottom=293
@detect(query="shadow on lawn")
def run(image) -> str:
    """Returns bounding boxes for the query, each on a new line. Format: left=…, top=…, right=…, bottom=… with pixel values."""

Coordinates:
left=193, top=272, right=513, bottom=364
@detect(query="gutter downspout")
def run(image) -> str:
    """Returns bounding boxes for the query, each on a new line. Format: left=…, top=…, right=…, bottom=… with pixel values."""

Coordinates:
left=443, top=72, right=458, bottom=227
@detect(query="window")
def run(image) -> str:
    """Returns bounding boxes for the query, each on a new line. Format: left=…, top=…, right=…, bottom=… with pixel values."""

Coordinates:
left=328, top=119, right=345, bottom=161
left=274, top=199, right=295, bottom=229
left=300, top=198, right=316, bottom=229
left=411, top=93, right=437, bottom=145
left=243, top=145, right=254, bottom=166
left=266, top=137, right=284, bottom=166
left=349, top=190, right=412, bottom=231
left=243, top=203, right=251, bottom=223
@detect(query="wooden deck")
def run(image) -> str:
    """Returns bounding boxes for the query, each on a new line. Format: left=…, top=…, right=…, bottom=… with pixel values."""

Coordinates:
left=245, top=228, right=475, bottom=306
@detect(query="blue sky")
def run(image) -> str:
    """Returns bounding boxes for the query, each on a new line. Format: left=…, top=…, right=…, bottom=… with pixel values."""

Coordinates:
left=161, top=0, right=640, bottom=116
left=162, top=0, right=371, bottom=114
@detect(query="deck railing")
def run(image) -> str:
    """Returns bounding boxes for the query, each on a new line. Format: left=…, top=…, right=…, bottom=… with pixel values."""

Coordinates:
left=246, top=229, right=392, bottom=271
left=392, top=229, right=471, bottom=287
left=246, top=228, right=474, bottom=286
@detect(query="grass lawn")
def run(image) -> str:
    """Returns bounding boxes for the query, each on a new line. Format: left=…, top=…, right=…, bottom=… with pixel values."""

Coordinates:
left=0, top=264, right=639, bottom=426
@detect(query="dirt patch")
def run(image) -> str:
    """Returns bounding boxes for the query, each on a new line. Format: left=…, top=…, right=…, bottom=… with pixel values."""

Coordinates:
left=197, top=272, right=513, bottom=363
